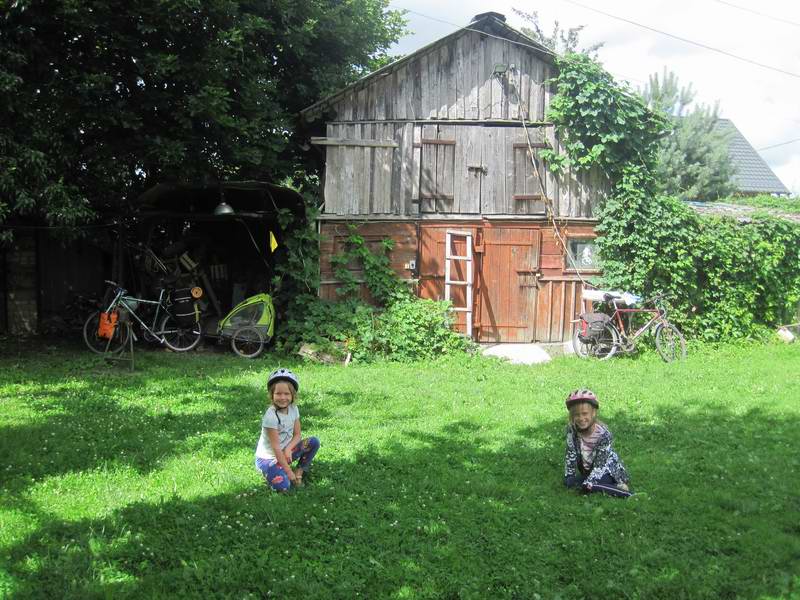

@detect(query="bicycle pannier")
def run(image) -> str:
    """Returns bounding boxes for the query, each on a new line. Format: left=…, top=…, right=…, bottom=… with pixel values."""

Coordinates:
left=171, top=288, right=200, bottom=327
left=578, top=312, right=611, bottom=343
left=97, top=311, right=119, bottom=339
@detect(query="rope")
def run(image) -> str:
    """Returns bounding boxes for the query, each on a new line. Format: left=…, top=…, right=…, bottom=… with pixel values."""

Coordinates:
left=512, top=69, right=595, bottom=289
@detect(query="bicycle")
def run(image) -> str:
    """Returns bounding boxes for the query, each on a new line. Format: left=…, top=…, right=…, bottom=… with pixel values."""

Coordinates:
left=572, top=291, right=687, bottom=362
left=83, top=280, right=202, bottom=354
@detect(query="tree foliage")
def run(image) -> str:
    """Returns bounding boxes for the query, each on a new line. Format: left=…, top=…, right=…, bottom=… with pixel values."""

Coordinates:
left=0, top=0, right=405, bottom=231
left=641, top=68, right=736, bottom=201
left=543, top=53, right=669, bottom=185
left=514, top=9, right=602, bottom=56
left=547, top=55, right=800, bottom=339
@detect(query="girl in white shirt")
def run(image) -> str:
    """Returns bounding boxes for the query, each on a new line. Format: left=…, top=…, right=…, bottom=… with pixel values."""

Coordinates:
left=255, top=368, right=320, bottom=491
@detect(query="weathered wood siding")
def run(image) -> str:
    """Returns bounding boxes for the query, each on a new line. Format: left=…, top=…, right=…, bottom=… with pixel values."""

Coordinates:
left=319, top=222, right=418, bottom=303
left=329, top=32, right=552, bottom=123
left=319, top=220, right=599, bottom=342
left=322, top=123, right=609, bottom=218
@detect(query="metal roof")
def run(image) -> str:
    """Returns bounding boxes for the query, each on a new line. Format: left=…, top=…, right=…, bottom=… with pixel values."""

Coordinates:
left=715, top=119, right=790, bottom=195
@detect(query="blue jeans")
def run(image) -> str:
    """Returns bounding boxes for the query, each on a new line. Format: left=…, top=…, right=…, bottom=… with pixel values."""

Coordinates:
left=565, top=472, right=632, bottom=498
left=256, top=436, right=320, bottom=491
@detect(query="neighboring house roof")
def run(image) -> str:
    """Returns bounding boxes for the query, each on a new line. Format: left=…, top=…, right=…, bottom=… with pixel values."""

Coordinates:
left=300, top=12, right=553, bottom=121
left=686, top=200, right=800, bottom=224
left=715, top=118, right=790, bottom=195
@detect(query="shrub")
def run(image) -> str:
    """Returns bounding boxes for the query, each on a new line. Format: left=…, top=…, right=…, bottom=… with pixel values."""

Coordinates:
left=357, top=297, right=474, bottom=362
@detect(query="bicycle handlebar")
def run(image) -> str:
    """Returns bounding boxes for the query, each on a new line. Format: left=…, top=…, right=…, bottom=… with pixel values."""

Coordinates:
left=104, top=279, right=120, bottom=288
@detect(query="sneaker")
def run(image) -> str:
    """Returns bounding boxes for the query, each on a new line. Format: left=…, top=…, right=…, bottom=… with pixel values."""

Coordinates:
left=293, top=468, right=304, bottom=487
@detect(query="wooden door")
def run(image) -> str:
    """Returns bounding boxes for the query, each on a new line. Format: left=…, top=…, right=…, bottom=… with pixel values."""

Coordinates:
left=478, top=228, right=540, bottom=342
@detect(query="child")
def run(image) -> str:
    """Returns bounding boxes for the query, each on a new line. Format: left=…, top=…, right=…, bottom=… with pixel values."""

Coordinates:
left=255, top=368, right=320, bottom=492
left=563, top=389, right=632, bottom=498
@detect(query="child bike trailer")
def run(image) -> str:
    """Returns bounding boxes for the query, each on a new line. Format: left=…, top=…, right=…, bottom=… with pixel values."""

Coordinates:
left=217, top=293, right=275, bottom=358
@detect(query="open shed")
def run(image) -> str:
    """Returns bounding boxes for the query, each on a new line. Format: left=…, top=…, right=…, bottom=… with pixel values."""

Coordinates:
left=128, top=180, right=305, bottom=318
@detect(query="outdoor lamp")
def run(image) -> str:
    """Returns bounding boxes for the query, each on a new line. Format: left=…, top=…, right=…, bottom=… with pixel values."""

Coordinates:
left=492, top=63, right=508, bottom=76
left=214, top=201, right=235, bottom=216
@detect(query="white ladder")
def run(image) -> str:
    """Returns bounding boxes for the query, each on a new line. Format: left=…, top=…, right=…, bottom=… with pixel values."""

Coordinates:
left=444, top=230, right=474, bottom=339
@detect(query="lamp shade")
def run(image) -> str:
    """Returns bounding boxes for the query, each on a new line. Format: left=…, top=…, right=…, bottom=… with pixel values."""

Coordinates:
left=214, top=201, right=235, bottom=216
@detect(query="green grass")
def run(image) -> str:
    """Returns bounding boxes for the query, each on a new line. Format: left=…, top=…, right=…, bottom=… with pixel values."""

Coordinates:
left=1, top=340, right=799, bottom=599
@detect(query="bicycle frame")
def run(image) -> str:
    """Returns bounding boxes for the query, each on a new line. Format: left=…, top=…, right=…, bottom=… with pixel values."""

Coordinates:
left=611, top=304, right=666, bottom=345
left=105, top=287, right=170, bottom=343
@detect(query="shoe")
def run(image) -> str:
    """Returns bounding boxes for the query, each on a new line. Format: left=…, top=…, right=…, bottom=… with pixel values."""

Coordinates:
left=293, top=467, right=304, bottom=487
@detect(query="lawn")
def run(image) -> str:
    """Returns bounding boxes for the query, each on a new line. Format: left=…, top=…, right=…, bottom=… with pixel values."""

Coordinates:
left=1, top=340, right=799, bottom=599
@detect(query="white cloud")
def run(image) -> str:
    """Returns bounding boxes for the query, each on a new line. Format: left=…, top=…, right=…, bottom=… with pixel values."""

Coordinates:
left=389, top=0, right=800, bottom=194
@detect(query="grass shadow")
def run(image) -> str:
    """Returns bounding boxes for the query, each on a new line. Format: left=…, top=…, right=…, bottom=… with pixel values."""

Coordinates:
left=2, top=404, right=798, bottom=599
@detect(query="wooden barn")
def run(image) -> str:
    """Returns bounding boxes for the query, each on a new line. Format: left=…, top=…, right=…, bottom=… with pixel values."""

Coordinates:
left=300, top=12, right=609, bottom=343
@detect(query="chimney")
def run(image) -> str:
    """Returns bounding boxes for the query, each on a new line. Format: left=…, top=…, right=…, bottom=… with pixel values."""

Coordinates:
left=470, top=12, right=506, bottom=24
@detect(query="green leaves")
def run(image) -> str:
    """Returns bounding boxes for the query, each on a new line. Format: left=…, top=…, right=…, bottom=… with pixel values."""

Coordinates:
left=546, top=54, right=667, bottom=185
left=278, top=226, right=471, bottom=362
left=547, top=54, right=800, bottom=339
left=0, top=0, right=406, bottom=232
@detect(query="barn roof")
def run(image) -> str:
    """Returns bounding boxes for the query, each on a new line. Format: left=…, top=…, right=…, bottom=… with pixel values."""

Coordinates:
left=299, top=12, right=554, bottom=122
left=715, top=118, right=790, bottom=195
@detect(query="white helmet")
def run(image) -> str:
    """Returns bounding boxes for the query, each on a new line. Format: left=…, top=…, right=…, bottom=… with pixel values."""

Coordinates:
left=268, top=367, right=299, bottom=392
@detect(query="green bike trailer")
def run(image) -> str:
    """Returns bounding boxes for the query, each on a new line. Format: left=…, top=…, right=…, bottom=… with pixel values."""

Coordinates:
left=217, top=293, right=275, bottom=358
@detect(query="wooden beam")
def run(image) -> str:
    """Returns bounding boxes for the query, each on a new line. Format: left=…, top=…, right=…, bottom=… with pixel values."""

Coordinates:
left=419, top=138, right=456, bottom=145
left=512, top=142, right=551, bottom=149
left=310, top=137, right=399, bottom=148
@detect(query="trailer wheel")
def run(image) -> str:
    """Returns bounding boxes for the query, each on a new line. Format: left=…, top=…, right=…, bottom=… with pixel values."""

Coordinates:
left=231, top=326, right=264, bottom=359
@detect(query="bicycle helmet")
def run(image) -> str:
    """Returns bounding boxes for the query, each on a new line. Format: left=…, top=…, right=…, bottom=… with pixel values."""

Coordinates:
left=268, top=367, right=299, bottom=392
left=565, top=388, right=599, bottom=409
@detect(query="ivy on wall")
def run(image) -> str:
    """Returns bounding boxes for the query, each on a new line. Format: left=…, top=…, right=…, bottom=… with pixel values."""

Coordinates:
left=546, top=53, right=800, bottom=339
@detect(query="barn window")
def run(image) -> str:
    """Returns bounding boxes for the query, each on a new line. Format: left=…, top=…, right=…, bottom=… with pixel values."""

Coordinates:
left=566, top=237, right=601, bottom=271
left=419, top=126, right=455, bottom=213
left=511, top=143, right=546, bottom=215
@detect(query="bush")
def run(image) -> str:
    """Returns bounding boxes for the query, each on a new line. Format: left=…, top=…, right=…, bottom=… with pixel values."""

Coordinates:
left=355, top=297, right=474, bottom=362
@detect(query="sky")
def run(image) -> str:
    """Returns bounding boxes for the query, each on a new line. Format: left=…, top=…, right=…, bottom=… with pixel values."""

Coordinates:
left=386, top=0, right=800, bottom=195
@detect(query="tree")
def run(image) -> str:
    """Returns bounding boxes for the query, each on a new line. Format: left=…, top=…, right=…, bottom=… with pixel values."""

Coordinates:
left=0, top=0, right=405, bottom=234
left=641, top=68, right=736, bottom=201
left=513, top=9, right=603, bottom=56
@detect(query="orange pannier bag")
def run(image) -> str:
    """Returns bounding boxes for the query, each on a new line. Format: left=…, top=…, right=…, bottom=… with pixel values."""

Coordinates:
left=97, top=311, right=119, bottom=339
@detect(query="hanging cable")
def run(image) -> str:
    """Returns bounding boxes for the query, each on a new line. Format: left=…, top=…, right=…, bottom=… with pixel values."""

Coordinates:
left=511, top=65, right=596, bottom=289
left=560, top=0, right=800, bottom=79
left=708, top=0, right=800, bottom=29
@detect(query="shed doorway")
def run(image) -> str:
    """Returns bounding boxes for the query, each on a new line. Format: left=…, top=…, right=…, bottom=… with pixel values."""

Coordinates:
left=478, top=227, right=540, bottom=342
left=418, top=224, right=541, bottom=342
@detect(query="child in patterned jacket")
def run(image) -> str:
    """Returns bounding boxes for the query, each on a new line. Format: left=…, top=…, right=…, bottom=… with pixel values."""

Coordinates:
left=563, top=389, right=632, bottom=498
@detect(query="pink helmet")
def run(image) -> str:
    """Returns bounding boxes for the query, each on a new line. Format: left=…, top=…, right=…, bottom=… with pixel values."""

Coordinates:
left=566, top=389, right=599, bottom=409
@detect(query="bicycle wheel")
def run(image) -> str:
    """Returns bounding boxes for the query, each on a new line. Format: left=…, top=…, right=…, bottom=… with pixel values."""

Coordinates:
left=655, top=322, right=687, bottom=362
left=231, top=326, right=265, bottom=359
left=83, top=311, right=129, bottom=354
left=573, top=321, right=620, bottom=360
left=159, top=314, right=202, bottom=352
left=571, top=324, right=592, bottom=359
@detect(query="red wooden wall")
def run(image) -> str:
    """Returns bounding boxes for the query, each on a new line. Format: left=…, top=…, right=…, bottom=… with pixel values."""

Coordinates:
left=319, top=219, right=597, bottom=342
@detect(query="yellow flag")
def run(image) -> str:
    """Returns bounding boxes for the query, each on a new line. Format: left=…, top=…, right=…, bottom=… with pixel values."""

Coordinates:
left=269, top=231, right=278, bottom=253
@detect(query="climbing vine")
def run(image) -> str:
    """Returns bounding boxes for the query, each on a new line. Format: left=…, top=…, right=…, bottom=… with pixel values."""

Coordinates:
left=547, top=53, right=800, bottom=339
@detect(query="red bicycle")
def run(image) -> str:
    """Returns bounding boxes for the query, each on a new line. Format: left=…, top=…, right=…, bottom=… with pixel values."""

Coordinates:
left=572, top=291, right=687, bottom=362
